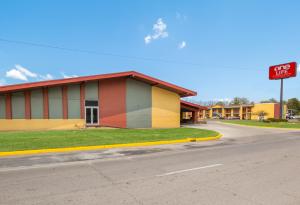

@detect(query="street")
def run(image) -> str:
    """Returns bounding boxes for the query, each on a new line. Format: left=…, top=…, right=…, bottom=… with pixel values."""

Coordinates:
left=1, top=121, right=300, bottom=205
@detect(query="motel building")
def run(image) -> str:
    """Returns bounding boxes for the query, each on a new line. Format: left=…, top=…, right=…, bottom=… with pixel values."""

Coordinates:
left=179, top=102, right=287, bottom=122
left=206, top=103, right=287, bottom=120
left=0, top=71, right=198, bottom=131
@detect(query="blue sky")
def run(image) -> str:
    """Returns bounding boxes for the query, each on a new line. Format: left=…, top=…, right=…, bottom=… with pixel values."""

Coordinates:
left=0, top=0, right=299, bottom=102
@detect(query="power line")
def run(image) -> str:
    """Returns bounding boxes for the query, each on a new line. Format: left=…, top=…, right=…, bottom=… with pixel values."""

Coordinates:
left=0, top=37, right=262, bottom=71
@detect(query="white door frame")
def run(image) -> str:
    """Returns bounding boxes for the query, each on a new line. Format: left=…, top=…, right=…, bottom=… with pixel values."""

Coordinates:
left=85, top=106, right=99, bottom=126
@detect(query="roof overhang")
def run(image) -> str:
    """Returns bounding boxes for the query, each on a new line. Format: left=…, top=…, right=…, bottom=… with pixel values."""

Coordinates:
left=0, top=71, right=197, bottom=97
left=181, top=100, right=208, bottom=112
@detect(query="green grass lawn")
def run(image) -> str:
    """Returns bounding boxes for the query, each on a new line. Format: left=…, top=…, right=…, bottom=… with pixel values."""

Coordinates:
left=0, top=128, right=219, bottom=152
left=222, top=120, right=300, bottom=129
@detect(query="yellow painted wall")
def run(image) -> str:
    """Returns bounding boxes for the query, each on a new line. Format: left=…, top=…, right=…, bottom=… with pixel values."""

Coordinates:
left=251, top=103, right=275, bottom=120
left=0, top=119, right=85, bottom=131
left=152, top=87, right=180, bottom=128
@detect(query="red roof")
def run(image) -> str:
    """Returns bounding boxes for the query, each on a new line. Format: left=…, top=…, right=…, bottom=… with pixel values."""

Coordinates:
left=0, top=71, right=197, bottom=97
left=181, top=100, right=208, bottom=110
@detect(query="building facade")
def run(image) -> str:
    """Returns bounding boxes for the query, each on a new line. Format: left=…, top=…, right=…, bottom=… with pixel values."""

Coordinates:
left=0, top=71, right=196, bottom=131
left=180, top=100, right=208, bottom=124
left=206, top=103, right=287, bottom=120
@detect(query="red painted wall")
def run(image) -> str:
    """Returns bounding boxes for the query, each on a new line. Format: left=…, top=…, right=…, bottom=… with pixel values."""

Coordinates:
left=5, top=93, right=12, bottom=119
left=274, top=103, right=280, bottom=119
left=80, top=83, right=85, bottom=119
left=62, top=86, right=68, bottom=119
left=43, top=88, right=49, bottom=119
left=24, top=91, right=31, bottom=119
left=99, top=78, right=126, bottom=128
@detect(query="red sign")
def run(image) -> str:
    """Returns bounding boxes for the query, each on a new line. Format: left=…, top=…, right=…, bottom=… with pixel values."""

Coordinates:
left=269, top=62, right=297, bottom=80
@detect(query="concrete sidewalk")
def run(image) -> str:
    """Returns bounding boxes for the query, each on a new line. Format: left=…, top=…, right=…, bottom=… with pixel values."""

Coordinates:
left=187, top=120, right=299, bottom=139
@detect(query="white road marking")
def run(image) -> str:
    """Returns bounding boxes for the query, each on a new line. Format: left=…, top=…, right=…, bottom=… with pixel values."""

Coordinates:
left=156, top=163, right=223, bottom=177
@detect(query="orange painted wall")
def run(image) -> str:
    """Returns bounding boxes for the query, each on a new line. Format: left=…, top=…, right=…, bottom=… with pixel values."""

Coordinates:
left=99, top=78, right=127, bottom=128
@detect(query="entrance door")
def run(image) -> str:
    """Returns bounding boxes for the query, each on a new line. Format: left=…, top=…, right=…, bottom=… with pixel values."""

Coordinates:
left=85, top=106, right=99, bottom=126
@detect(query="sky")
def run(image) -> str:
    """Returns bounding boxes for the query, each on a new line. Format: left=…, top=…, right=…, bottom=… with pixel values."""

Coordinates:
left=0, top=0, right=300, bottom=103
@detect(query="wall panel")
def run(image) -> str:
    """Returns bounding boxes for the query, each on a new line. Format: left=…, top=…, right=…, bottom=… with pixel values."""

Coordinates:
left=12, top=92, right=25, bottom=119
left=48, top=87, right=63, bottom=119
left=0, top=95, right=5, bottom=119
left=31, top=89, right=44, bottom=119
left=85, top=81, right=98, bottom=101
left=126, top=79, right=152, bottom=128
left=68, top=84, right=81, bottom=119
left=99, top=78, right=126, bottom=128
left=152, top=87, right=180, bottom=128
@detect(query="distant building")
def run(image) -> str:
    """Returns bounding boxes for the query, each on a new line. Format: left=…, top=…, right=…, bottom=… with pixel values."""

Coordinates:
left=206, top=103, right=287, bottom=120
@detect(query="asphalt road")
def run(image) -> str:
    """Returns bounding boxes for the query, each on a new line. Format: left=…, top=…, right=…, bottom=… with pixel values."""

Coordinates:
left=1, top=121, right=300, bottom=205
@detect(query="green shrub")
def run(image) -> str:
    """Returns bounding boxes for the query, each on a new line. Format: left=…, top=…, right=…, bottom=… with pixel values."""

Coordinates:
left=263, top=120, right=271, bottom=123
left=268, top=118, right=288, bottom=122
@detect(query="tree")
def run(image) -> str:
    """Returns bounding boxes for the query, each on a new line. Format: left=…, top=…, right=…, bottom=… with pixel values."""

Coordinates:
left=230, top=97, right=250, bottom=105
left=215, top=101, right=225, bottom=106
left=287, top=98, right=300, bottom=114
left=260, top=98, right=278, bottom=103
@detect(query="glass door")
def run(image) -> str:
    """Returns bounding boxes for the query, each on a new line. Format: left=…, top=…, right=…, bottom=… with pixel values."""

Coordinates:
left=85, top=106, right=99, bottom=126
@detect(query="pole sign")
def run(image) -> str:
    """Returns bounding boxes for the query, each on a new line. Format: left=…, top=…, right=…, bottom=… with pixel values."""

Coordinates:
left=269, top=62, right=297, bottom=80
left=269, top=61, right=297, bottom=119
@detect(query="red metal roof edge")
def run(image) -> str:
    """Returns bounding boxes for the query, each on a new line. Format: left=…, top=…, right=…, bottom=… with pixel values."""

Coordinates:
left=0, top=71, right=197, bottom=97
left=131, top=71, right=197, bottom=97
left=180, top=100, right=208, bottom=110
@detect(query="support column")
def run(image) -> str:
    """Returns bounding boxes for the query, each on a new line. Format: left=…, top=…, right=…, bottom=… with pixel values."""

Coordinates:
left=62, top=86, right=68, bottom=119
left=221, top=108, right=225, bottom=118
left=24, top=91, right=31, bottom=119
left=43, top=87, right=49, bottom=119
left=193, top=111, right=199, bottom=123
left=5, top=93, right=12, bottom=119
left=239, top=106, right=243, bottom=120
left=80, top=83, right=85, bottom=119
left=98, top=80, right=101, bottom=126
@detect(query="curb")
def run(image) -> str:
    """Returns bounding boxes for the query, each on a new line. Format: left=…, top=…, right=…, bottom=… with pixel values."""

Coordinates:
left=0, top=134, right=222, bottom=157
left=220, top=121, right=300, bottom=130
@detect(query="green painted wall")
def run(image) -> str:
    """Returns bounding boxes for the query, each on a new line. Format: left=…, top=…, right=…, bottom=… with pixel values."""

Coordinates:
left=12, top=92, right=25, bottom=119
left=85, top=81, right=98, bottom=101
left=0, top=95, right=5, bottom=119
left=67, top=84, right=80, bottom=119
left=31, top=89, right=43, bottom=119
left=48, top=87, right=63, bottom=119
left=126, top=78, right=152, bottom=128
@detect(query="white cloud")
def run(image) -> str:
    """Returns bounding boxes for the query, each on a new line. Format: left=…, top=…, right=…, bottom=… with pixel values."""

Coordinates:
left=178, top=41, right=186, bottom=49
left=61, top=72, right=78, bottom=79
left=5, top=64, right=54, bottom=82
left=6, top=68, right=28, bottom=81
left=39, top=74, right=54, bottom=80
left=15, top=64, right=37, bottom=78
left=144, top=35, right=152, bottom=44
left=6, top=64, right=39, bottom=81
left=144, top=18, right=168, bottom=44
